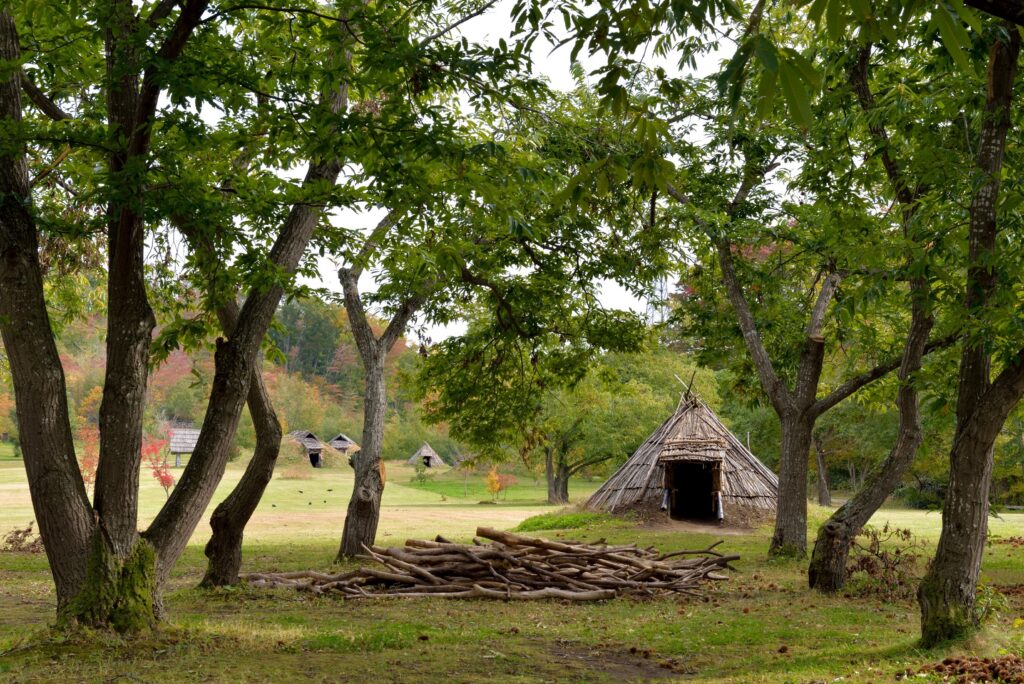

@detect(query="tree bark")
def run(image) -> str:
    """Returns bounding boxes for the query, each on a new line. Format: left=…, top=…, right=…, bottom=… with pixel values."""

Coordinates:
left=335, top=213, right=429, bottom=560
left=770, top=414, right=813, bottom=556
left=813, top=434, right=831, bottom=507
left=808, top=41, right=935, bottom=594
left=545, top=449, right=570, bottom=505
left=670, top=163, right=938, bottom=559
left=201, top=302, right=283, bottom=587
left=920, top=26, right=1021, bottom=646
left=809, top=276, right=934, bottom=592
left=0, top=12, right=96, bottom=607
left=146, top=155, right=342, bottom=585
left=338, top=354, right=387, bottom=559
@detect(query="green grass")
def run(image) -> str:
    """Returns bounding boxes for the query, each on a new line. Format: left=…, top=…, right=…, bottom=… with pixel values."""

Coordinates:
left=514, top=510, right=619, bottom=532
left=402, top=465, right=601, bottom=505
left=0, top=441, right=16, bottom=461
left=0, top=459, right=1022, bottom=682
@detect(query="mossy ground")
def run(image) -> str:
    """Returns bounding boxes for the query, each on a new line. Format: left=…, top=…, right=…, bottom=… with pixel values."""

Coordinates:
left=0, top=459, right=1022, bottom=682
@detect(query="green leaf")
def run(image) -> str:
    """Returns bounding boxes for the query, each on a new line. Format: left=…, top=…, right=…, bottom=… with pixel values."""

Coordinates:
left=753, top=35, right=778, bottom=73
left=779, top=61, right=813, bottom=129
left=932, top=6, right=975, bottom=74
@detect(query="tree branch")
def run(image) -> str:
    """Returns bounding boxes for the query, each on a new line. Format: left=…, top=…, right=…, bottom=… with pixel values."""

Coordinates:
left=805, top=270, right=841, bottom=341
left=417, top=0, right=501, bottom=48
left=347, top=210, right=399, bottom=280
left=338, top=266, right=380, bottom=365
left=133, top=0, right=210, bottom=155
left=811, top=333, right=958, bottom=418
left=850, top=44, right=918, bottom=211
left=20, top=73, right=70, bottom=121
left=966, top=0, right=1024, bottom=25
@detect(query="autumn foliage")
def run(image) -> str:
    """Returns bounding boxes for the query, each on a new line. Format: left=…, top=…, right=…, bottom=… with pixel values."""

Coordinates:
left=141, top=438, right=175, bottom=497
left=485, top=466, right=517, bottom=501
left=78, top=426, right=99, bottom=487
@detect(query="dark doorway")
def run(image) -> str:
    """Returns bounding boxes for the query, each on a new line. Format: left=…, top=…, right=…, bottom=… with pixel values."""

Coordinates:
left=666, top=461, right=716, bottom=520
left=309, top=451, right=322, bottom=468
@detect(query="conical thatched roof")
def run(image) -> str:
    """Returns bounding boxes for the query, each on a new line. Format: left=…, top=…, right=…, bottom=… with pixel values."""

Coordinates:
left=408, top=442, right=444, bottom=467
left=584, top=396, right=778, bottom=514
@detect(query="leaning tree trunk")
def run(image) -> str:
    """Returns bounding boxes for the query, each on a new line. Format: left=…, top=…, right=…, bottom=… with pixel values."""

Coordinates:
left=201, top=300, right=282, bottom=587
left=813, top=435, right=831, bottom=507
left=338, top=355, right=387, bottom=559
left=809, top=276, right=933, bottom=593
left=0, top=14, right=95, bottom=606
left=769, top=414, right=813, bottom=557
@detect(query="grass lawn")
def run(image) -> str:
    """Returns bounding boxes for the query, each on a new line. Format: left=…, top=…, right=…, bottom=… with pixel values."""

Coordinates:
left=0, top=458, right=1021, bottom=682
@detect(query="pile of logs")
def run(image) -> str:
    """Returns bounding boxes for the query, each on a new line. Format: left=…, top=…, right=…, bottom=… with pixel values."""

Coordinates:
left=241, top=527, right=738, bottom=601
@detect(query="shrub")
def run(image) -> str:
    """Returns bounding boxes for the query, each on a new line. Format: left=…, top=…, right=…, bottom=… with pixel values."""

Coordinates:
left=411, top=462, right=433, bottom=484
left=844, top=524, right=926, bottom=601
left=1, top=523, right=44, bottom=553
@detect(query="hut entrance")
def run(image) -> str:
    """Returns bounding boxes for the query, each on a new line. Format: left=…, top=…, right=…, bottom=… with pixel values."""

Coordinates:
left=665, top=460, right=720, bottom=521
left=309, top=451, right=322, bottom=468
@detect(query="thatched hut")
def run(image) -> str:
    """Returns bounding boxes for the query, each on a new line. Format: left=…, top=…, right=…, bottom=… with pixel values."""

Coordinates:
left=408, top=442, right=444, bottom=468
left=168, top=426, right=200, bottom=468
left=328, top=432, right=360, bottom=455
left=288, top=430, right=326, bottom=468
left=584, top=396, right=777, bottom=522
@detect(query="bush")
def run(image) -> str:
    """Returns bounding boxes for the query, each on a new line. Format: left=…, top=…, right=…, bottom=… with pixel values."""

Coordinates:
left=515, top=511, right=614, bottom=532
left=844, top=524, right=925, bottom=601
left=411, top=462, right=433, bottom=484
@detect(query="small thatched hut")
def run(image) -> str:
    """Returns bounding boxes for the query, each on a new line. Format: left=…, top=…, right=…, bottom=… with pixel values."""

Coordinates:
left=408, top=442, right=444, bottom=468
left=584, top=396, right=777, bottom=522
left=328, top=433, right=360, bottom=455
left=288, top=430, right=326, bottom=468
left=168, top=426, right=200, bottom=468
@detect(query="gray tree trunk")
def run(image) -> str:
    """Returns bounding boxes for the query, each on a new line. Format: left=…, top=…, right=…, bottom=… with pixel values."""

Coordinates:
left=770, top=415, right=813, bottom=556
left=920, top=25, right=1022, bottom=646
left=338, top=356, right=387, bottom=559
left=545, top=449, right=570, bottom=505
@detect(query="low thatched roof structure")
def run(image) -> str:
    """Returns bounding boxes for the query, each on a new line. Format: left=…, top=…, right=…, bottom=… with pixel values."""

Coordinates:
left=408, top=442, right=444, bottom=468
left=168, top=427, right=201, bottom=455
left=328, top=432, right=360, bottom=454
left=583, top=396, right=777, bottom=517
left=288, top=430, right=324, bottom=453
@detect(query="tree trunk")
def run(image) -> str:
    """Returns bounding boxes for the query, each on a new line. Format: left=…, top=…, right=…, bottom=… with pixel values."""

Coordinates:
left=546, top=449, right=570, bottom=505
left=919, top=26, right=1020, bottom=646
left=813, top=435, right=831, bottom=507
left=809, top=273, right=934, bottom=593
left=61, top=533, right=159, bottom=632
left=201, top=303, right=282, bottom=587
left=769, top=414, right=813, bottom=557
left=0, top=11, right=95, bottom=608
left=338, top=356, right=387, bottom=559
